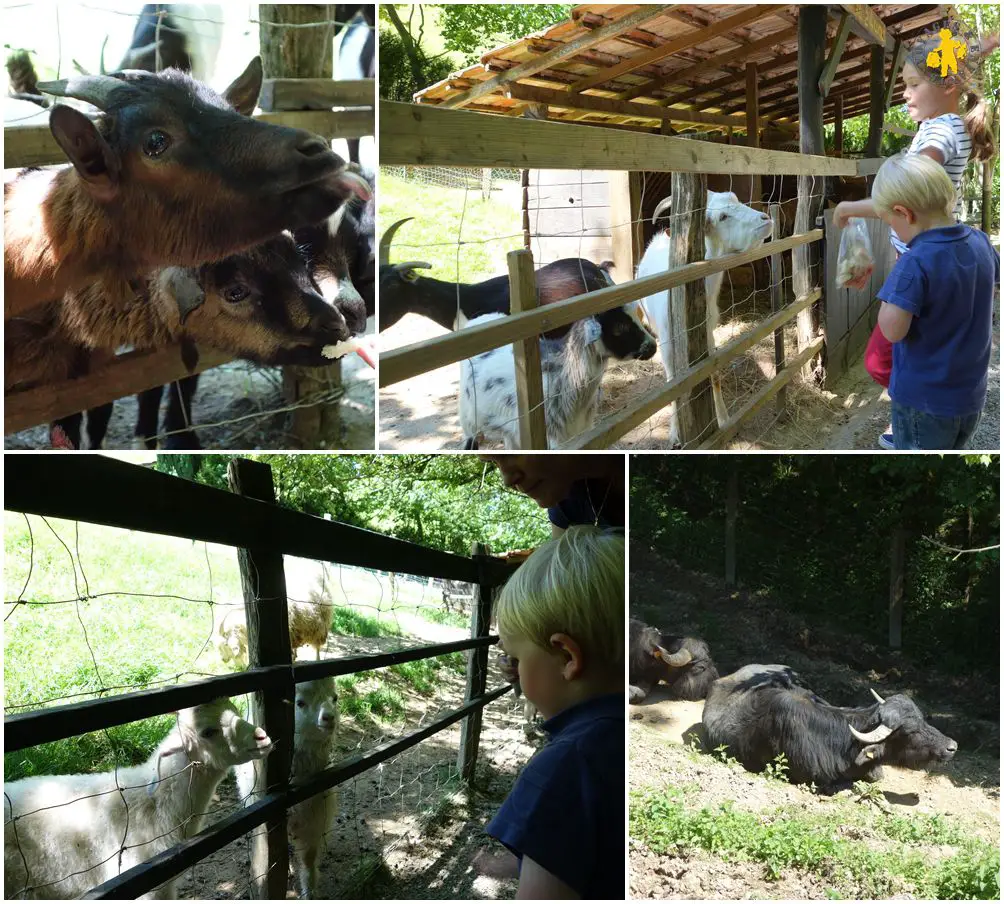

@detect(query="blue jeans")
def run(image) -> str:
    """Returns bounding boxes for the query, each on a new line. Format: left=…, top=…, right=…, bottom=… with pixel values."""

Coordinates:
left=891, top=402, right=982, bottom=450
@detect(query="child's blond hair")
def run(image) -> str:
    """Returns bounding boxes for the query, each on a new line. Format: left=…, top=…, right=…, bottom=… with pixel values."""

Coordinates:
left=872, top=152, right=956, bottom=219
left=495, top=526, right=623, bottom=669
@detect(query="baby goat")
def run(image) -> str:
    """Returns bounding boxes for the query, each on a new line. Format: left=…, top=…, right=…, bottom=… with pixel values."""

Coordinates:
left=4, top=57, right=367, bottom=317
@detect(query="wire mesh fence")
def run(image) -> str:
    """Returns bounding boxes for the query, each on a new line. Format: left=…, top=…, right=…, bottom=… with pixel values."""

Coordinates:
left=4, top=510, right=533, bottom=899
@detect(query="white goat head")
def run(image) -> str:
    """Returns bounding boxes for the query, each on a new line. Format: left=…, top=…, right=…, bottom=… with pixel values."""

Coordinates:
left=294, top=677, right=339, bottom=742
left=168, top=699, right=273, bottom=772
left=652, top=190, right=773, bottom=259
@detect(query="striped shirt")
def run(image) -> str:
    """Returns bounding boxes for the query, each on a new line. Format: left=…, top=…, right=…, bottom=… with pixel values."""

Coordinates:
left=891, top=113, right=971, bottom=254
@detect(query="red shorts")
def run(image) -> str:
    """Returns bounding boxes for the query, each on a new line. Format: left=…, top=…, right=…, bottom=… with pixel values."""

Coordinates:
left=864, top=322, right=893, bottom=388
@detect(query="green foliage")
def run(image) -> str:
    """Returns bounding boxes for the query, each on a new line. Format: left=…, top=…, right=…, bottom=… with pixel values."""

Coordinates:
left=438, top=5, right=573, bottom=64
left=331, top=606, right=403, bottom=638
left=762, top=752, right=790, bottom=783
left=631, top=455, right=1000, bottom=673
left=379, top=21, right=454, bottom=101
left=630, top=789, right=999, bottom=899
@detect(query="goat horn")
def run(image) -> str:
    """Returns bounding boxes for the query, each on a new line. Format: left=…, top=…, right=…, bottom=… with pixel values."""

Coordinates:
left=393, top=261, right=432, bottom=272
left=652, top=196, right=673, bottom=225
left=870, top=688, right=886, bottom=704
left=378, top=217, right=413, bottom=267
left=849, top=722, right=894, bottom=744
left=37, top=73, right=125, bottom=110
left=655, top=644, right=692, bottom=667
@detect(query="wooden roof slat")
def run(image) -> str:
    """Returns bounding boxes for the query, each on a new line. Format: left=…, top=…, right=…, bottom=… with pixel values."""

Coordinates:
left=568, top=4, right=787, bottom=94
left=619, top=24, right=799, bottom=102
left=840, top=3, right=889, bottom=48
left=818, top=11, right=853, bottom=97
left=506, top=83, right=747, bottom=128
left=439, top=5, right=670, bottom=109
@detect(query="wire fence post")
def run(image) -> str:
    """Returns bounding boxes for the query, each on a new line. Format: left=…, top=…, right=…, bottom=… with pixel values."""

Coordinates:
left=508, top=249, right=548, bottom=449
left=457, top=543, right=494, bottom=784
left=226, top=458, right=294, bottom=900
left=769, top=203, right=787, bottom=415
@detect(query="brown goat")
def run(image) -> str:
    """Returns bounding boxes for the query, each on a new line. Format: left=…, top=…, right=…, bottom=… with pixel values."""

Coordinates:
left=4, top=57, right=369, bottom=318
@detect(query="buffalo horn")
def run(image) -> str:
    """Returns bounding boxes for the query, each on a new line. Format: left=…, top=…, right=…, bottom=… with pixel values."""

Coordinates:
left=849, top=722, right=894, bottom=744
left=378, top=217, right=413, bottom=267
left=870, top=688, right=886, bottom=704
left=655, top=644, right=692, bottom=667
left=651, top=196, right=673, bottom=225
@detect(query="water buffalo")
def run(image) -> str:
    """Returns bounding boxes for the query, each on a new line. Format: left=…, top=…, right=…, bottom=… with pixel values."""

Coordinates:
left=629, top=618, right=719, bottom=703
left=701, top=664, right=958, bottom=786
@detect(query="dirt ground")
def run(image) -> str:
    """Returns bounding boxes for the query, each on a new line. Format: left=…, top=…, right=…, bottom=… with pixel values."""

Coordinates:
left=629, top=548, right=1000, bottom=900
left=169, top=616, right=533, bottom=900
left=5, top=351, right=375, bottom=451
left=378, top=291, right=1000, bottom=452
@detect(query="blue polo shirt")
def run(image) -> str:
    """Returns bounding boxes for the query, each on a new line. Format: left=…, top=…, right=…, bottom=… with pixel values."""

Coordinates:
left=878, top=224, right=998, bottom=417
left=485, top=693, right=624, bottom=898
left=548, top=478, right=624, bottom=531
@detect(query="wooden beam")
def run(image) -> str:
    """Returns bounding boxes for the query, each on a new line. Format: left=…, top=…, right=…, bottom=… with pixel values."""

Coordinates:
left=834, top=94, right=844, bottom=156
left=380, top=229, right=826, bottom=389
left=884, top=38, right=906, bottom=110
left=569, top=4, right=786, bottom=94
left=258, top=78, right=374, bottom=109
left=505, top=83, right=746, bottom=128
left=865, top=44, right=886, bottom=158
left=507, top=249, right=548, bottom=449
left=4, top=345, right=232, bottom=436
left=840, top=4, right=888, bottom=48
left=379, top=101, right=855, bottom=175
left=619, top=25, right=799, bottom=102
left=818, top=11, right=852, bottom=98
left=746, top=62, right=761, bottom=202
left=438, top=6, right=671, bottom=109
left=609, top=171, right=644, bottom=283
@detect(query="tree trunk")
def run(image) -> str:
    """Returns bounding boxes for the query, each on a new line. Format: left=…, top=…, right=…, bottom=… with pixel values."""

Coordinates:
left=384, top=4, right=426, bottom=89
left=260, top=5, right=342, bottom=448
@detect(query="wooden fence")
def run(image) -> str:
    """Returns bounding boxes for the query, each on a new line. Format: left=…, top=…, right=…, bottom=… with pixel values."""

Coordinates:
left=379, top=100, right=883, bottom=450
left=3, top=78, right=374, bottom=442
left=4, top=454, right=518, bottom=899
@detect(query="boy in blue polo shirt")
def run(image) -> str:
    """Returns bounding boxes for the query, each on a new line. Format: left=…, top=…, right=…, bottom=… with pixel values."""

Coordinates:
left=871, top=152, right=998, bottom=449
left=481, top=526, right=624, bottom=898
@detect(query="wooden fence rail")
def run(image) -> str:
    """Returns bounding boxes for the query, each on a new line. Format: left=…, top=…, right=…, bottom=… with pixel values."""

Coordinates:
left=4, top=455, right=520, bottom=900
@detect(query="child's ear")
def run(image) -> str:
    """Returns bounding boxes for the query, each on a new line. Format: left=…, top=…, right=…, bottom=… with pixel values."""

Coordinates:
left=549, top=633, right=584, bottom=680
left=892, top=204, right=915, bottom=224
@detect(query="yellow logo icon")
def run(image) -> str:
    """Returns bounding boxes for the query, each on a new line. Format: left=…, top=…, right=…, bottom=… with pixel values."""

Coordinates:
left=926, top=28, right=967, bottom=77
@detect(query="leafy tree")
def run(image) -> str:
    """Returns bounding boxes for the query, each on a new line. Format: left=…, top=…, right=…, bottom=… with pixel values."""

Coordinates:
left=438, top=5, right=573, bottom=65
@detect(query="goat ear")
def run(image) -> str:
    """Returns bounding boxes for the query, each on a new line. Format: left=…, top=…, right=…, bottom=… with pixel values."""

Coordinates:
left=224, top=57, right=263, bottom=116
left=49, top=106, right=120, bottom=203
left=164, top=268, right=206, bottom=324
left=583, top=318, right=602, bottom=346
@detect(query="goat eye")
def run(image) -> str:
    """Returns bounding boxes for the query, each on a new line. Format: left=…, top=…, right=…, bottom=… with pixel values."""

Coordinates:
left=143, top=130, right=171, bottom=157
left=200, top=727, right=219, bottom=739
left=720, top=212, right=729, bottom=221
left=224, top=284, right=251, bottom=304
left=296, top=699, right=306, bottom=708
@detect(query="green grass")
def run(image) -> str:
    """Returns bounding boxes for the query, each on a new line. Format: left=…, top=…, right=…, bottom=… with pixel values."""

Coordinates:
left=630, top=788, right=1000, bottom=900
left=330, top=605, right=403, bottom=638
left=378, top=170, right=522, bottom=284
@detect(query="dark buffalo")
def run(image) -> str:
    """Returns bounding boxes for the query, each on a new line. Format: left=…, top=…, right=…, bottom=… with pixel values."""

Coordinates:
left=701, top=664, right=958, bottom=786
left=628, top=618, right=719, bottom=703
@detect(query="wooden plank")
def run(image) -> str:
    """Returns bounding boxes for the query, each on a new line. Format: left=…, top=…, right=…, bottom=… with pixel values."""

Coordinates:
left=380, top=101, right=857, bottom=176
left=883, top=122, right=916, bottom=137
left=439, top=6, right=671, bottom=109
left=506, top=83, right=746, bottom=128
left=4, top=345, right=233, bottom=436
left=4, top=110, right=373, bottom=169
left=840, top=4, right=888, bottom=47
left=769, top=204, right=787, bottom=414
left=381, top=229, right=824, bottom=388
left=569, top=5, right=787, bottom=94
left=618, top=25, right=799, bottom=102
left=507, top=250, right=548, bottom=448
left=457, top=544, right=496, bottom=783
left=746, top=62, right=761, bottom=202
left=818, top=11, right=852, bottom=98
left=884, top=38, right=906, bottom=110
left=3, top=455, right=481, bottom=583
left=259, top=78, right=375, bottom=109
left=565, top=289, right=821, bottom=449
left=698, top=336, right=824, bottom=448
left=608, top=171, right=642, bottom=283
left=834, top=94, right=844, bottom=156
left=226, top=460, right=293, bottom=902
left=856, top=157, right=885, bottom=176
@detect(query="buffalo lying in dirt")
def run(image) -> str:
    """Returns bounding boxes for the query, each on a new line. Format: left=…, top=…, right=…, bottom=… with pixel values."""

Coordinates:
left=628, top=618, right=719, bottom=703
left=701, top=664, right=958, bottom=787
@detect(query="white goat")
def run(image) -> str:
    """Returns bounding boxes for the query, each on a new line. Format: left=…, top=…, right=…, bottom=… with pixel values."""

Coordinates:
left=216, top=606, right=249, bottom=669
left=637, top=190, right=773, bottom=446
left=459, top=304, right=656, bottom=449
left=236, top=677, right=339, bottom=899
left=3, top=698, right=272, bottom=899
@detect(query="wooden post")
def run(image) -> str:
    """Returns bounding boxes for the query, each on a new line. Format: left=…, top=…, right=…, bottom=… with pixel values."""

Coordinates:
left=609, top=171, right=642, bottom=284
left=259, top=5, right=341, bottom=449
left=746, top=63, right=761, bottom=204
left=794, top=6, right=828, bottom=378
left=521, top=169, right=531, bottom=250
left=769, top=204, right=787, bottom=415
left=865, top=45, right=886, bottom=161
left=668, top=171, right=717, bottom=446
left=889, top=526, right=906, bottom=649
left=226, top=459, right=293, bottom=901
left=458, top=543, right=494, bottom=784
left=834, top=94, right=844, bottom=157
left=724, top=463, right=738, bottom=586
left=507, top=249, right=548, bottom=449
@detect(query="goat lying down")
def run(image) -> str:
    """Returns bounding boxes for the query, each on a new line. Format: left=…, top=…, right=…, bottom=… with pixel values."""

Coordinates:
left=460, top=301, right=656, bottom=449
